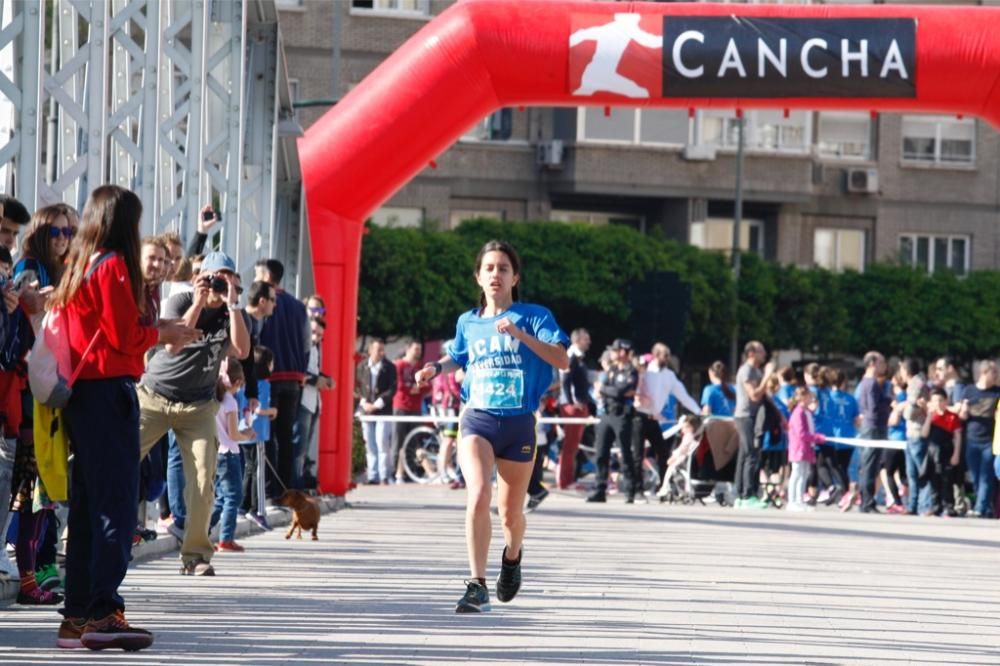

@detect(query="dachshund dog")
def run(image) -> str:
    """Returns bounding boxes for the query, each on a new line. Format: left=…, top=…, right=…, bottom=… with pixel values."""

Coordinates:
left=275, top=489, right=321, bottom=540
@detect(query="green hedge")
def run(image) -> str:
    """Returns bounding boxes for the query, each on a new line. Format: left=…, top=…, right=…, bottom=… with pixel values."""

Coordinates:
left=359, top=219, right=1000, bottom=364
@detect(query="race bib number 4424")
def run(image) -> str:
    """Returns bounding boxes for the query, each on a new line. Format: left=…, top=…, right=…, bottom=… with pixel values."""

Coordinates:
left=468, top=368, right=524, bottom=410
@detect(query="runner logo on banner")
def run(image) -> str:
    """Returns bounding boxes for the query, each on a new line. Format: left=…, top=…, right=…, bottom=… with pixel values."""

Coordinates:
left=569, top=14, right=916, bottom=99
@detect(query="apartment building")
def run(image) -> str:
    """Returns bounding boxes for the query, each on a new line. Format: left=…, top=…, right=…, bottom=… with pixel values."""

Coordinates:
left=278, top=0, right=1000, bottom=274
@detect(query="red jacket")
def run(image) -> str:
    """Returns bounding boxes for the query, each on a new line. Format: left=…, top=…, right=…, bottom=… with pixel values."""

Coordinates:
left=63, top=253, right=158, bottom=381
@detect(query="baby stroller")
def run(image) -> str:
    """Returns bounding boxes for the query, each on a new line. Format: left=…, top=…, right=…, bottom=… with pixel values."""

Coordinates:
left=658, top=417, right=739, bottom=506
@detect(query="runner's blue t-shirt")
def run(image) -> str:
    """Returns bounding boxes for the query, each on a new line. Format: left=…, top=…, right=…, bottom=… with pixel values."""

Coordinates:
left=448, top=303, right=569, bottom=416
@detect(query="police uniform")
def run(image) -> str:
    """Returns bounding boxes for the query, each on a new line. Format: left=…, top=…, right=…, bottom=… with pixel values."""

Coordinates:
left=591, top=343, right=639, bottom=500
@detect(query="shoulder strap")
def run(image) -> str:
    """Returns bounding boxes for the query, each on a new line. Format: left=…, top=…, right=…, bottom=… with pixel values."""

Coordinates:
left=84, top=252, right=115, bottom=281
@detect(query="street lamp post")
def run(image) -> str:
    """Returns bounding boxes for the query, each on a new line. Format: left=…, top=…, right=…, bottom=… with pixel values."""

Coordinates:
left=729, top=112, right=745, bottom=372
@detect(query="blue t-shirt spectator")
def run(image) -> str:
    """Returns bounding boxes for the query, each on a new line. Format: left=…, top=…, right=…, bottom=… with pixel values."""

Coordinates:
left=809, top=386, right=834, bottom=436
left=888, top=388, right=906, bottom=441
left=238, top=380, right=272, bottom=442
left=700, top=383, right=736, bottom=417
left=829, top=388, right=860, bottom=446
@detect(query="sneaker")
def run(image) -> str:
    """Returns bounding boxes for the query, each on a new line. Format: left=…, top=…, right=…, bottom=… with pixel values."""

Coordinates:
left=449, top=479, right=466, bottom=490
left=56, top=617, right=86, bottom=649
left=179, top=557, right=215, bottom=576
left=624, top=495, right=635, bottom=505
left=495, top=547, right=522, bottom=603
left=166, top=521, right=184, bottom=542
left=36, top=564, right=62, bottom=592
left=526, top=488, right=548, bottom=512
left=245, top=512, right=273, bottom=531
left=886, top=504, right=907, bottom=515
left=216, top=541, right=245, bottom=553
left=817, top=488, right=832, bottom=504
left=455, top=580, right=491, bottom=613
left=585, top=491, right=606, bottom=503
left=17, top=586, right=63, bottom=605
left=156, top=516, right=174, bottom=535
left=733, top=498, right=745, bottom=509
left=0, top=555, right=18, bottom=581
left=742, top=496, right=768, bottom=510
left=786, top=502, right=805, bottom=512
left=80, top=610, right=154, bottom=652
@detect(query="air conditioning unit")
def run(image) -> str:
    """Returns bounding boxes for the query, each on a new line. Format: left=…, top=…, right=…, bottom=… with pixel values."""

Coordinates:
left=845, top=167, right=879, bottom=194
left=536, top=139, right=564, bottom=170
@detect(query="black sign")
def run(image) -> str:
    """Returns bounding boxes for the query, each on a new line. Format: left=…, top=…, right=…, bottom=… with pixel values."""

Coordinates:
left=662, top=18, right=916, bottom=98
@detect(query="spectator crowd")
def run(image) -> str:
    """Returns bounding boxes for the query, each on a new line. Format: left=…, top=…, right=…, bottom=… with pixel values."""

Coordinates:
left=0, top=188, right=330, bottom=651
left=360, top=328, right=1000, bottom=522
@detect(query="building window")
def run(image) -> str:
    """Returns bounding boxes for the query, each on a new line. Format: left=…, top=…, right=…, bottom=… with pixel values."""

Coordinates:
left=288, top=78, right=300, bottom=122
left=370, top=206, right=423, bottom=228
left=462, top=109, right=513, bottom=142
left=551, top=210, right=645, bottom=229
left=275, top=0, right=303, bottom=7
left=449, top=209, right=504, bottom=227
left=814, top=228, right=865, bottom=272
left=898, top=233, right=969, bottom=275
left=901, top=115, right=975, bottom=166
left=351, top=0, right=430, bottom=15
left=697, top=110, right=809, bottom=153
left=577, top=108, right=689, bottom=146
left=817, top=112, right=872, bottom=160
left=689, top=218, right=763, bottom=255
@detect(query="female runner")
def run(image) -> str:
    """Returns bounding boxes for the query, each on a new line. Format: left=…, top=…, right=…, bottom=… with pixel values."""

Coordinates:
left=415, top=240, right=569, bottom=613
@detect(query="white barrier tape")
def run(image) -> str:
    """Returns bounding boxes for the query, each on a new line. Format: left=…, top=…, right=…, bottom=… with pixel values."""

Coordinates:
left=825, top=436, right=906, bottom=451
left=356, top=413, right=690, bottom=439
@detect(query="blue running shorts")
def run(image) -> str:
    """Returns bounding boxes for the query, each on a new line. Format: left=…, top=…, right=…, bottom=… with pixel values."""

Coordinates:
left=459, top=409, right=536, bottom=463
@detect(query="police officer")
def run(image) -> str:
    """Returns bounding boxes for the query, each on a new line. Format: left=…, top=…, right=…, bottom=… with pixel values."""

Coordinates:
left=587, top=339, right=639, bottom=503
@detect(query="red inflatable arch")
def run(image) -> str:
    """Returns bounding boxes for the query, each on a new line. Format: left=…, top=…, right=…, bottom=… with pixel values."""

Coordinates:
left=300, top=0, right=1000, bottom=496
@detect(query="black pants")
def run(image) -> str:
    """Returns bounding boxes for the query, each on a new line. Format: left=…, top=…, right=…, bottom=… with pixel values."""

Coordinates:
left=241, top=442, right=260, bottom=514
left=734, top=416, right=761, bottom=499
left=527, top=443, right=549, bottom=497
left=391, top=409, right=420, bottom=481
left=880, top=448, right=905, bottom=504
left=927, top=441, right=957, bottom=514
left=633, top=412, right=669, bottom=484
left=269, top=381, right=302, bottom=495
left=859, top=427, right=886, bottom=512
left=595, top=412, right=636, bottom=496
left=63, top=377, right=141, bottom=620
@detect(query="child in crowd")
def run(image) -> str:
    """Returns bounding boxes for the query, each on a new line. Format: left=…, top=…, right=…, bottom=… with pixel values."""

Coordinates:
left=211, top=358, right=256, bottom=552
left=787, top=387, right=826, bottom=512
left=241, top=346, right=276, bottom=531
left=921, top=387, right=962, bottom=517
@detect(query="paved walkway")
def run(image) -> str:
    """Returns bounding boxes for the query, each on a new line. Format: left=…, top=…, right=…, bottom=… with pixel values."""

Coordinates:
left=1, top=485, right=999, bottom=665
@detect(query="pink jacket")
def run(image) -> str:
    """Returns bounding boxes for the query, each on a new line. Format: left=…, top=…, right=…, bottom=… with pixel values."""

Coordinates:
left=787, top=404, right=825, bottom=464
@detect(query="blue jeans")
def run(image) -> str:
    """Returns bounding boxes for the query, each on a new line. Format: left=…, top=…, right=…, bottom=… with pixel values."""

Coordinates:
left=292, top=405, right=319, bottom=489
left=166, top=430, right=186, bottom=529
left=905, top=437, right=929, bottom=514
left=210, top=452, right=244, bottom=543
left=0, top=438, right=15, bottom=543
left=966, top=439, right=995, bottom=515
left=62, top=377, right=141, bottom=620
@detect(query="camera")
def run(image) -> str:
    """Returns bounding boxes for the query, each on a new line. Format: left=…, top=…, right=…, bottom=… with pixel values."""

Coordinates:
left=209, top=276, right=228, bottom=294
left=202, top=209, right=221, bottom=223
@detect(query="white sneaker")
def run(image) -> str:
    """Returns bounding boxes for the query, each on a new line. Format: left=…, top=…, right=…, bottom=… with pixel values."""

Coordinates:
left=787, top=503, right=805, bottom=513
left=0, top=555, right=19, bottom=580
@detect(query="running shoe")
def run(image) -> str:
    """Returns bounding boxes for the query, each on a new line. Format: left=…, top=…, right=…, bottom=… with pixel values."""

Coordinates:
left=455, top=580, right=491, bottom=613
left=741, top=496, right=769, bottom=510
left=245, top=511, right=273, bottom=531
left=17, top=585, right=63, bottom=605
left=80, top=610, right=154, bottom=652
left=179, top=557, right=215, bottom=576
left=56, top=617, right=86, bottom=649
left=526, top=488, right=549, bottom=512
left=216, top=540, right=245, bottom=553
left=585, top=490, right=607, bottom=503
left=495, top=548, right=522, bottom=603
left=35, top=564, right=62, bottom=592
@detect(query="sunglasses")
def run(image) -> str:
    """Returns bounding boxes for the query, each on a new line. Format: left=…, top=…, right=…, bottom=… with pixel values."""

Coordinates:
left=309, top=306, right=326, bottom=315
left=49, top=227, right=75, bottom=239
